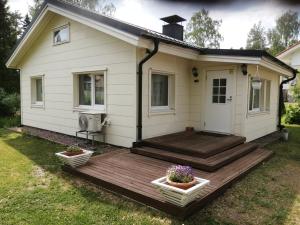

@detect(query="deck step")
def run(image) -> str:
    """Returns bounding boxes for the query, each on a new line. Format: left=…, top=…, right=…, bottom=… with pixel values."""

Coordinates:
left=131, top=142, right=258, bottom=172
left=142, top=134, right=246, bottom=158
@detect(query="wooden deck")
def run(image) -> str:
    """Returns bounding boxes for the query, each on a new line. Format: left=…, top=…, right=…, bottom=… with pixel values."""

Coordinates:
left=142, top=131, right=246, bottom=158
left=63, top=148, right=273, bottom=218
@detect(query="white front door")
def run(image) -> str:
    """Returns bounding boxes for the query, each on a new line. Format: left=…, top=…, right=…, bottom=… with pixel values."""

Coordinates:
left=204, top=70, right=233, bottom=134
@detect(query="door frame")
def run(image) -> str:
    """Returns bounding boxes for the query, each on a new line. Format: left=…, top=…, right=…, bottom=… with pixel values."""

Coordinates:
left=201, top=65, right=237, bottom=134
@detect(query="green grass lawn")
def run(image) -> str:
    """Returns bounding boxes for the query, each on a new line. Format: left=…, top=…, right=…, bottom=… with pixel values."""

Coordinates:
left=0, top=125, right=299, bottom=225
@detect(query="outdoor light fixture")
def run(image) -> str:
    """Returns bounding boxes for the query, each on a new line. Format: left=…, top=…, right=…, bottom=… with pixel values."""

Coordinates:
left=192, top=67, right=198, bottom=77
left=241, top=64, right=248, bottom=75
left=192, top=67, right=199, bottom=83
left=251, top=65, right=262, bottom=90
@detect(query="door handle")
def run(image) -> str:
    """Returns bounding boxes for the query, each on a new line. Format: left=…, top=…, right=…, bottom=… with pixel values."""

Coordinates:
left=227, top=96, right=232, bottom=102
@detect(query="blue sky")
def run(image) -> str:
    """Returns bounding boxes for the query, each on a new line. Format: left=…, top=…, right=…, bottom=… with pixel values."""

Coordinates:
left=7, top=0, right=300, bottom=49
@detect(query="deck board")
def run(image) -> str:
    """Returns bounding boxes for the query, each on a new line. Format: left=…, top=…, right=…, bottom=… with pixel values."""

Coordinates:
left=63, top=148, right=273, bottom=218
left=142, top=131, right=246, bottom=158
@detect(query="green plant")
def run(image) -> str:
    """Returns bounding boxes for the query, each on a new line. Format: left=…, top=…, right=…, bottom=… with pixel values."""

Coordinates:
left=66, top=145, right=82, bottom=153
left=166, top=165, right=194, bottom=183
left=0, top=88, right=20, bottom=116
left=285, top=104, right=300, bottom=124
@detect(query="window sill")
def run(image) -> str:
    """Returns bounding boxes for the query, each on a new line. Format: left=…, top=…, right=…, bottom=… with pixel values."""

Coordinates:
left=247, top=111, right=270, bottom=117
left=31, top=103, right=44, bottom=109
left=73, top=107, right=106, bottom=114
left=149, top=108, right=175, bottom=116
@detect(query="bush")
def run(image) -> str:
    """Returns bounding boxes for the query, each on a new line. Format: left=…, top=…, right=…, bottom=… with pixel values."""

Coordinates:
left=0, top=88, right=20, bottom=116
left=285, top=104, right=300, bottom=124
left=0, top=116, right=21, bottom=128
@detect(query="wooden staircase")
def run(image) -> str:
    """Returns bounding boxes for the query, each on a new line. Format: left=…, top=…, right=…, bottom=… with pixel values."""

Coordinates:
left=131, top=132, right=262, bottom=172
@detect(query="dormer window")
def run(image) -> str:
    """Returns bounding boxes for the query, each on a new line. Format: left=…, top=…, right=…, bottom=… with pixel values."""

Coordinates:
left=53, top=24, right=70, bottom=45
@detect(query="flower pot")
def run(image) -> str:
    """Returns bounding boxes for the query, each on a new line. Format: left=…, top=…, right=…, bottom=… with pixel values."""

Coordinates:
left=151, top=176, right=210, bottom=207
left=166, top=177, right=197, bottom=190
left=63, top=150, right=84, bottom=156
left=55, top=149, right=93, bottom=168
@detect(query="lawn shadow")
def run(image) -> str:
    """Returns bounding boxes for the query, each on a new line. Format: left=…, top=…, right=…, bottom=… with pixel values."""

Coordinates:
left=2, top=128, right=300, bottom=225
left=1, top=129, right=178, bottom=222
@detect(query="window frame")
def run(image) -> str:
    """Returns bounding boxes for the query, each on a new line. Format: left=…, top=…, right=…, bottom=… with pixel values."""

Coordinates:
left=149, top=69, right=175, bottom=114
left=248, top=77, right=271, bottom=114
left=212, top=78, right=227, bottom=104
left=73, top=71, right=106, bottom=112
left=53, top=24, right=70, bottom=46
left=31, top=75, right=45, bottom=108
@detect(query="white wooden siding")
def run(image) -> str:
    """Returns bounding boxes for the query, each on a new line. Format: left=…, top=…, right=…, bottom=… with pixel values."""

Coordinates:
left=19, top=14, right=137, bottom=147
left=140, top=51, right=192, bottom=138
left=243, top=65, right=280, bottom=141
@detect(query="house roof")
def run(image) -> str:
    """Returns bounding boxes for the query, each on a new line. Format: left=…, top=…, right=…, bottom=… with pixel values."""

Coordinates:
left=6, top=0, right=297, bottom=75
left=276, top=41, right=300, bottom=59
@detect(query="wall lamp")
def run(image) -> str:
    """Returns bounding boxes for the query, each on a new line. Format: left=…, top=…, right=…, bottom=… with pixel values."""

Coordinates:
left=192, top=67, right=199, bottom=83
left=241, top=64, right=248, bottom=76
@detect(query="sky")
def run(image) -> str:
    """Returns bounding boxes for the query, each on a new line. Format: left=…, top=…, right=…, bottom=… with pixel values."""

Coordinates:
left=7, top=0, right=300, bottom=49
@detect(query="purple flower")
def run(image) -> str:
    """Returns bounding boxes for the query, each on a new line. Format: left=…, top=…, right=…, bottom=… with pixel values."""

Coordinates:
left=166, top=165, right=194, bottom=183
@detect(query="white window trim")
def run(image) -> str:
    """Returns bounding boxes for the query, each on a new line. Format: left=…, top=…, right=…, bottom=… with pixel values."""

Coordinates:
left=149, top=69, right=175, bottom=115
left=53, top=24, right=70, bottom=46
left=31, top=75, right=45, bottom=109
left=248, top=77, right=271, bottom=114
left=73, top=70, right=107, bottom=113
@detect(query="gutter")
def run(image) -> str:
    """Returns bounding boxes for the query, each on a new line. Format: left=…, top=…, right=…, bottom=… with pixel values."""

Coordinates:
left=136, top=38, right=159, bottom=144
left=278, top=70, right=298, bottom=130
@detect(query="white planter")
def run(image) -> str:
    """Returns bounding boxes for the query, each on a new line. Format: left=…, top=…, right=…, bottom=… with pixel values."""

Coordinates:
left=55, top=150, right=93, bottom=168
left=151, top=176, right=210, bottom=207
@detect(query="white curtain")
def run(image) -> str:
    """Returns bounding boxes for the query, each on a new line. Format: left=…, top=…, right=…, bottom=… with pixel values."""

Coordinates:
left=151, top=74, right=168, bottom=107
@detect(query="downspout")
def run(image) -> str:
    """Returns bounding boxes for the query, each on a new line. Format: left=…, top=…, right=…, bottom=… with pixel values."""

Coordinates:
left=278, top=70, right=297, bottom=130
left=136, top=38, right=159, bottom=143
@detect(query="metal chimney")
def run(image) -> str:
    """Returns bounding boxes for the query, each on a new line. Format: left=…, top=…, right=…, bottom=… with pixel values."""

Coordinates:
left=160, top=15, right=186, bottom=41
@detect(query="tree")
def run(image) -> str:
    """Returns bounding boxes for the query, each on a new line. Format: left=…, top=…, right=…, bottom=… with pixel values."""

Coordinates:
left=268, top=10, right=300, bottom=55
left=291, top=76, right=300, bottom=103
left=0, top=0, right=22, bottom=93
left=246, top=21, right=267, bottom=50
left=184, top=9, right=223, bottom=48
left=65, top=0, right=116, bottom=16
left=28, top=0, right=43, bottom=20
left=22, top=14, right=31, bottom=33
left=267, top=28, right=285, bottom=55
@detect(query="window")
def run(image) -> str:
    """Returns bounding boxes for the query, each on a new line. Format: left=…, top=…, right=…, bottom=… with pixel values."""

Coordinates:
left=150, top=71, right=175, bottom=111
left=212, top=78, right=227, bottom=104
left=31, top=76, right=44, bottom=107
left=53, top=25, right=69, bottom=45
left=249, top=78, right=271, bottom=112
left=75, top=72, right=105, bottom=110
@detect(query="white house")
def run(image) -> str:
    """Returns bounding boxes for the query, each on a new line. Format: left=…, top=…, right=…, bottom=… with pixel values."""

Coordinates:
left=277, top=43, right=300, bottom=101
left=6, top=0, right=297, bottom=148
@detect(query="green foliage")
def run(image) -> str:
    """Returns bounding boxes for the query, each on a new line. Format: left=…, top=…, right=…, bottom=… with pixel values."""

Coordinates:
left=64, top=0, right=116, bottom=16
left=66, top=145, right=82, bottom=153
left=22, top=14, right=31, bottom=33
left=0, top=0, right=21, bottom=93
left=185, top=9, right=223, bottom=48
left=28, top=0, right=43, bottom=20
left=0, top=88, right=20, bottom=116
left=0, top=116, right=20, bottom=128
left=267, top=10, right=300, bottom=55
left=285, top=104, right=300, bottom=124
left=166, top=165, right=194, bottom=183
left=291, top=78, right=300, bottom=103
left=246, top=21, right=267, bottom=50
